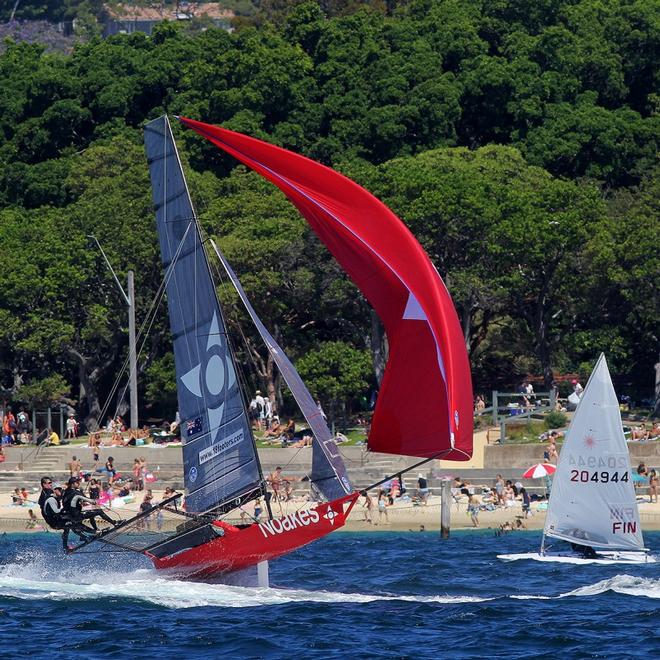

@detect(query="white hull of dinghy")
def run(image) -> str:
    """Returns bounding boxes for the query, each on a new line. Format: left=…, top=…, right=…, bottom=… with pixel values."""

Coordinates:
left=497, top=551, right=656, bottom=565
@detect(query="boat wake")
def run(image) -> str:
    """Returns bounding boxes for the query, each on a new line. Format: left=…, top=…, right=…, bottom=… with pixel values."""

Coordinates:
left=0, top=553, right=487, bottom=608
left=511, top=575, right=660, bottom=601
left=1, top=553, right=658, bottom=607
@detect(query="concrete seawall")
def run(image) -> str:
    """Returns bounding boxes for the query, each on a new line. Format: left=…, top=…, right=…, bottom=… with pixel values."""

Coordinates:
left=2, top=434, right=659, bottom=492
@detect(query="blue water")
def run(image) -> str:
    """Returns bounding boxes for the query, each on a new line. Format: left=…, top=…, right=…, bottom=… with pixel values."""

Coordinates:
left=1, top=530, right=658, bottom=658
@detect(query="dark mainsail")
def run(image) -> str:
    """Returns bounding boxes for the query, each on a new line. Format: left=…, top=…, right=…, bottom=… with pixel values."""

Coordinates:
left=144, top=116, right=263, bottom=514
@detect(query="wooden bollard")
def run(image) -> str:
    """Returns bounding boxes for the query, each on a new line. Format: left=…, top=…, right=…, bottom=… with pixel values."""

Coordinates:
left=440, top=478, right=451, bottom=539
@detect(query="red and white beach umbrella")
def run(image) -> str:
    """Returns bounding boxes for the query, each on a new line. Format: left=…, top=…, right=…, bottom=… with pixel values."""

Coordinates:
left=522, top=463, right=557, bottom=479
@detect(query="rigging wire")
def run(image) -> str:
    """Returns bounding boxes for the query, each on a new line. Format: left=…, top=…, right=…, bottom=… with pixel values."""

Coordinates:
left=96, top=221, right=195, bottom=431
left=206, top=248, right=326, bottom=506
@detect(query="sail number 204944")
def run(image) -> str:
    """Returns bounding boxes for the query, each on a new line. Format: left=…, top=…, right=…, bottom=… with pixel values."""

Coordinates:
left=569, top=470, right=629, bottom=483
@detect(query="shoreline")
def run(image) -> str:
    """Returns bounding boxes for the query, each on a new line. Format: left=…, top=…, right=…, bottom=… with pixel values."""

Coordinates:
left=3, top=492, right=660, bottom=534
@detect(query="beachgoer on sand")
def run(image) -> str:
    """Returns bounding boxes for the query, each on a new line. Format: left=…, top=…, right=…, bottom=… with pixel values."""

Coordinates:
left=467, top=492, right=480, bottom=527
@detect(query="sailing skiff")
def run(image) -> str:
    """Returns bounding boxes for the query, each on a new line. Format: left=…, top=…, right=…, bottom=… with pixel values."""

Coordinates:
left=69, top=116, right=473, bottom=580
left=499, top=354, right=655, bottom=565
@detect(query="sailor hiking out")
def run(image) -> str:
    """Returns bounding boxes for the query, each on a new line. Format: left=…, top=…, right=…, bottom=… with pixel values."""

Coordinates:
left=62, top=476, right=115, bottom=528
left=40, top=484, right=77, bottom=549
left=41, top=482, right=100, bottom=550
left=60, top=476, right=116, bottom=546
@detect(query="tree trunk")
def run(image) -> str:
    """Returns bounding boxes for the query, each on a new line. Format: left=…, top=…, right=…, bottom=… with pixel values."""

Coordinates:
left=528, top=293, right=554, bottom=389
left=246, top=337, right=278, bottom=415
left=68, top=349, right=102, bottom=432
left=264, top=352, right=277, bottom=415
left=461, top=301, right=473, bottom=354
left=82, top=372, right=102, bottom=432
left=370, top=309, right=387, bottom=385
left=11, top=364, right=23, bottom=394
left=653, top=358, right=660, bottom=417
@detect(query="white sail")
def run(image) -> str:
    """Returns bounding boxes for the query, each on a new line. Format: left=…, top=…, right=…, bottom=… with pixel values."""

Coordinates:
left=544, top=354, right=644, bottom=551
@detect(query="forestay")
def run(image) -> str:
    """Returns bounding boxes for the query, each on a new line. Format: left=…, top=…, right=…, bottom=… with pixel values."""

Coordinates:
left=144, top=116, right=262, bottom=514
left=178, top=116, right=473, bottom=462
left=544, top=354, right=644, bottom=551
left=210, top=240, right=353, bottom=501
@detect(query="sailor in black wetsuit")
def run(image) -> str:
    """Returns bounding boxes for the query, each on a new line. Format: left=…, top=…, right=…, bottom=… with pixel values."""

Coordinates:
left=571, top=542, right=597, bottom=558
left=41, top=484, right=73, bottom=549
left=61, top=476, right=115, bottom=533
left=38, top=476, right=54, bottom=516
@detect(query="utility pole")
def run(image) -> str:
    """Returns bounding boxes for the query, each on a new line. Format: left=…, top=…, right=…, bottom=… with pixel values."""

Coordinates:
left=88, top=236, right=138, bottom=429
left=127, top=270, right=138, bottom=430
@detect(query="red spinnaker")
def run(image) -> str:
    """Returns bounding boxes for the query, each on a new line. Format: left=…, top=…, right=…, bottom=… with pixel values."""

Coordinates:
left=180, top=117, right=473, bottom=460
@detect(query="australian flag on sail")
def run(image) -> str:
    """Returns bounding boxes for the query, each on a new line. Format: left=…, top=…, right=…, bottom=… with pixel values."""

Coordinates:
left=187, top=417, right=203, bottom=437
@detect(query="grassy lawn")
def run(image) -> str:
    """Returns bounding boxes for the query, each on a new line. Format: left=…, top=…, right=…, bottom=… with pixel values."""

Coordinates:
left=255, top=426, right=367, bottom=449
left=502, top=420, right=548, bottom=444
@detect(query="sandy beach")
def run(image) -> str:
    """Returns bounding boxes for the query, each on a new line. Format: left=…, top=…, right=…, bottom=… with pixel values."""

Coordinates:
left=3, top=490, right=660, bottom=535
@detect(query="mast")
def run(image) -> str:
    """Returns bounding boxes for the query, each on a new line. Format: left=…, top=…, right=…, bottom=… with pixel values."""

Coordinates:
left=144, top=115, right=265, bottom=514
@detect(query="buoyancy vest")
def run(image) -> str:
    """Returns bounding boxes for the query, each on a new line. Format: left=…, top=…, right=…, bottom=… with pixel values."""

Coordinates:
left=38, top=488, right=52, bottom=515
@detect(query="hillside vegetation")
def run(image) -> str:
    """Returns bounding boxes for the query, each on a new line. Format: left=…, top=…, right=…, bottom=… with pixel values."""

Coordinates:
left=0, top=0, right=657, bottom=425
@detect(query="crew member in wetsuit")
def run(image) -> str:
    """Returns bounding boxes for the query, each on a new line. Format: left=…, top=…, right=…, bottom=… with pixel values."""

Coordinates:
left=44, top=483, right=98, bottom=550
left=41, top=484, right=73, bottom=549
left=571, top=542, right=597, bottom=558
left=61, top=476, right=115, bottom=532
left=38, top=475, right=54, bottom=516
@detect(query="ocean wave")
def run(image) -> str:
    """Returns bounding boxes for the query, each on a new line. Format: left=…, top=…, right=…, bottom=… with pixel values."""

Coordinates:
left=559, top=574, right=660, bottom=599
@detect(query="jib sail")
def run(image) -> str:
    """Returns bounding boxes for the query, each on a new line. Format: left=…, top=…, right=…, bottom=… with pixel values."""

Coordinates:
left=210, top=240, right=353, bottom=501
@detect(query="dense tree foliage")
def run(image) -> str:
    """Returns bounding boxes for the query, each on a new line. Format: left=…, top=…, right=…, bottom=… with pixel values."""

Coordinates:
left=0, top=0, right=657, bottom=427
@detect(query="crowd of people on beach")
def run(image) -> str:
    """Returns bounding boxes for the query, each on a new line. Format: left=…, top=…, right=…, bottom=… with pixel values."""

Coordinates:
left=356, top=472, right=539, bottom=530
left=1, top=405, right=183, bottom=450
left=449, top=475, right=538, bottom=528
left=636, top=462, right=659, bottom=503
left=629, top=422, right=660, bottom=442
left=359, top=474, right=431, bottom=525
left=248, top=389, right=335, bottom=449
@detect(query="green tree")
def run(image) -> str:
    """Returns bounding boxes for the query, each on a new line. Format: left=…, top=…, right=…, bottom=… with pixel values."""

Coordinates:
left=348, top=143, right=606, bottom=385
left=296, top=341, right=372, bottom=428
left=144, top=353, right=178, bottom=415
left=16, top=374, right=70, bottom=408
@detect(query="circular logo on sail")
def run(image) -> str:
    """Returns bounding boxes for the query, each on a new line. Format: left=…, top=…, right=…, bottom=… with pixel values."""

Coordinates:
left=180, top=312, right=237, bottom=443
left=189, top=466, right=198, bottom=483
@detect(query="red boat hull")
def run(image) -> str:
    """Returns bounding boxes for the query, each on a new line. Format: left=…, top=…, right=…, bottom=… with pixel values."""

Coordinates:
left=146, top=494, right=358, bottom=579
